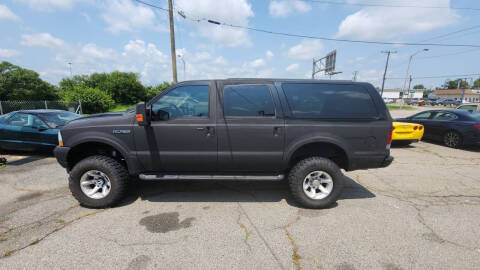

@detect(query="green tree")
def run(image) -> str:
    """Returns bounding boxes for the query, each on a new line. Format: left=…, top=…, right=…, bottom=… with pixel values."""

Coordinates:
left=59, top=71, right=146, bottom=104
left=145, top=82, right=170, bottom=100
left=473, top=77, right=480, bottom=89
left=442, top=79, right=469, bottom=89
left=413, top=84, right=425, bottom=89
left=61, top=85, right=114, bottom=114
left=0, top=61, right=58, bottom=100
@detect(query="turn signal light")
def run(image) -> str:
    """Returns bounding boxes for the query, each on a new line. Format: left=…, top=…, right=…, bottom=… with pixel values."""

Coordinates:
left=136, top=114, right=144, bottom=123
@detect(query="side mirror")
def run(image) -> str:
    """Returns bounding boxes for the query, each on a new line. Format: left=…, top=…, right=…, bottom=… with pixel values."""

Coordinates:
left=136, top=102, right=151, bottom=126
left=155, top=109, right=170, bottom=121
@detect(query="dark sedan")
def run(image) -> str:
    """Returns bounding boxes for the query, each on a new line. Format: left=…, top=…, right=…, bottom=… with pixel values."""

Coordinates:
left=0, top=110, right=81, bottom=152
left=396, top=109, right=480, bottom=148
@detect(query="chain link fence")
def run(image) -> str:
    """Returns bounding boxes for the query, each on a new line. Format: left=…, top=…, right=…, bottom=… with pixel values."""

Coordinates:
left=0, top=101, right=82, bottom=115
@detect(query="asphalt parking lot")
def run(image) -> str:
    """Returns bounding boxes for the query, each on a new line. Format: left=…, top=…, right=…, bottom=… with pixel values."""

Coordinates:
left=1, top=108, right=479, bottom=269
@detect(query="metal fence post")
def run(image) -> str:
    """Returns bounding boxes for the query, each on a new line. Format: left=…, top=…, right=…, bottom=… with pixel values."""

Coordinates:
left=0, top=101, right=3, bottom=115
left=44, top=100, right=48, bottom=109
left=78, top=100, right=83, bottom=115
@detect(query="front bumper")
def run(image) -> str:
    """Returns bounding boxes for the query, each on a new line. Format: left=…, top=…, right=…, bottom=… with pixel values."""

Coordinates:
left=53, top=146, right=71, bottom=169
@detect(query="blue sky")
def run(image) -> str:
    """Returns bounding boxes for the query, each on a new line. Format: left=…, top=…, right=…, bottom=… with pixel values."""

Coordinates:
left=0, top=0, right=479, bottom=89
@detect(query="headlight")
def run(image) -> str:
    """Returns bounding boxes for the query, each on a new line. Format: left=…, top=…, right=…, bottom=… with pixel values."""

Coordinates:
left=58, top=131, right=63, bottom=147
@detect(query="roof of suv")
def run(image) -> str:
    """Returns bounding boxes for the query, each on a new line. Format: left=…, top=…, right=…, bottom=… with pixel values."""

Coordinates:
left=178, top=78, right=358, bottom=84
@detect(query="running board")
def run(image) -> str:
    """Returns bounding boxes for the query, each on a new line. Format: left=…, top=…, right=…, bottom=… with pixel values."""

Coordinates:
left=139, top=174, right=285, bottom=181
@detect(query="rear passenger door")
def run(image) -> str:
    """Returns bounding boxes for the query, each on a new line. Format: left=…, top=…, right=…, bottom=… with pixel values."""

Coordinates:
left=217, top=82, right=285, bottom=172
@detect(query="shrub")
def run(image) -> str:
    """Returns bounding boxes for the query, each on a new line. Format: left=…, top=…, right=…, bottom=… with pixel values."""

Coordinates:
left=62, top=86, right=115, bottom=114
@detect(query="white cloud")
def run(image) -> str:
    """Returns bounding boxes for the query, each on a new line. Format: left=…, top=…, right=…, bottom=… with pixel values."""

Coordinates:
left=286, top=63, right=299, bottom=72
left=336, top=0, right=458, bottom=40
left=269, top=0, right=311, bottom=17
left=287, top=39, right=323, bottom=60
left=21, top=33, right=65, bottom=48
left=81, top=43, right=116, bottom=60
left=0, top=4, right=20, bottom=21
left=15, top=0, right=78, bottom=11
left=249, top=58, right=266, bottom=68
left=214, top=56, right=228, bottom=66
left=191, top=51, right=212, bottom=62
left=102, top=0, right=160, bottom=33
left=175, top=0, right=254, bottom=47
left=266, top=50, right=274, bottom=59
left=0, top=48, right=21, bottom=57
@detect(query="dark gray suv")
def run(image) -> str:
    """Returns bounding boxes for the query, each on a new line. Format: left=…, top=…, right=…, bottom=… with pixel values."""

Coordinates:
left=54, top=79, right=394, bottom=209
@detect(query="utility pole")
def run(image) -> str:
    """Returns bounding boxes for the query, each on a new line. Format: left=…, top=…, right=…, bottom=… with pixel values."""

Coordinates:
left=408, top=75, right=413, bottom=92
left=352, top=71, right=358, bottom=81
left=380, top=50, right=396, bottom=97
left=168, top=0, right=178, bottom=84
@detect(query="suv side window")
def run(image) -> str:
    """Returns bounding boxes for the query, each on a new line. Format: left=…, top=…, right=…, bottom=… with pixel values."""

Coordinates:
left=151, top=85, right=209, bottom=120
left=282, top=83, right=377, bottom=118
left=224, top=84, right=275, bottom=117
left=458, top=105, right=477, bottom=111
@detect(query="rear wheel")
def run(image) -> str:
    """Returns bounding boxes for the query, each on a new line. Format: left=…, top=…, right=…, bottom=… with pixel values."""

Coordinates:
left=288, top=157, right=344, bottom=209
left=69, top=155, right=128, bottom=208
left=443, top=131, right=462, bottom=148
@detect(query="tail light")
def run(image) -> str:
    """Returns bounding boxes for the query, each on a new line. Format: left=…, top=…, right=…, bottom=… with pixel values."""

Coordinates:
left=474, top=124, right=480, bottom=131
left=419, top=126, right=423, bottom=130
left=387, top=127, right=394, bottom=149
left=413, top=126, right=418, bottom=130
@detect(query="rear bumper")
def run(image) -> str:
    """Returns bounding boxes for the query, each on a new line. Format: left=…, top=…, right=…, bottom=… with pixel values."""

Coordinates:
left=53, top=146, right=71, bottom=169
left=380, top=155, right=394, bottom=168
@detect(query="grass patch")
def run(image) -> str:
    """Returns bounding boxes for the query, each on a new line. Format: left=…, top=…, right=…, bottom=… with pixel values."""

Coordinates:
left=387, top=105, right=415, bottom=110
left=0, top=164, right=5, bottom=169
left=109, top=104, right=135, bottom=112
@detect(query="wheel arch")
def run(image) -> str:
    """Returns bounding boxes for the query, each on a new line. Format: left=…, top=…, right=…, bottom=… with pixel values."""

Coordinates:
left=285, top=137, right=351, bottom=170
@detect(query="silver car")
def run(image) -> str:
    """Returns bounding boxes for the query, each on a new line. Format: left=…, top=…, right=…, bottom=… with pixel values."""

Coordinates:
left=457, top=103, right=480, bottom=111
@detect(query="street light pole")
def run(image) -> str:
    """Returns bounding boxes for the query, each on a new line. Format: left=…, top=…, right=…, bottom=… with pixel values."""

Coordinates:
left=178, top=55, right=186, bottom=81
left=402, top=49, right=428, bottom=92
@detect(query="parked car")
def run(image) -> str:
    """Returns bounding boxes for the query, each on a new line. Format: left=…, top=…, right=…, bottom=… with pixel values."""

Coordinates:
left=391, top=121, right=424, bottom=146
left=383, top=97, right=394, bottom=104
left=396, top=109, right=480, bottom=148
left=0, top=110, right=81, bottom=152
left=54, top=79, right=394, bottom=209
left=457, top=103, right=480, bottom=112
left=434, top=98, right=461, bottom=106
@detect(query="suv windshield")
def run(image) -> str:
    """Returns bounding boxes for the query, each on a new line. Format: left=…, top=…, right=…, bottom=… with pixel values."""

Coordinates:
left=39, top=112, right=81, bottom=128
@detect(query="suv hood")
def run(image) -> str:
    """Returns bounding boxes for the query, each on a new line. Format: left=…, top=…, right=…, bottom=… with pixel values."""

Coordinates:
left=63, top=111, right=134, bottom=129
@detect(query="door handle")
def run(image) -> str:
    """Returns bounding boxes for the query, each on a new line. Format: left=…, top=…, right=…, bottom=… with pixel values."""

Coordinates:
left=273, top=126, right=282, bottom=137
left=206, top=127, right=215, bottom=137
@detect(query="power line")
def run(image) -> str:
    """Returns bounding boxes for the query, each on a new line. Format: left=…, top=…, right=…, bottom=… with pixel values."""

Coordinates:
left=132, top=0, right=168, bottom=12
left=417, top=48, right=480, bottom=60
left=132, top=1, right=480, bottom=48
left=307, top=0, right=480, bottom=11
left=419, top=25, right=480, bottom=43
left=387, top=73, right=480, bottom=80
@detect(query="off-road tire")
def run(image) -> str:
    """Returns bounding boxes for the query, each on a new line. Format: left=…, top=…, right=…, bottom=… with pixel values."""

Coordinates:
left=288, top=157, right=344, bottom=209
left=443, top=130, right=462, bottom=148
left=69, top=155, right=128, bottom=208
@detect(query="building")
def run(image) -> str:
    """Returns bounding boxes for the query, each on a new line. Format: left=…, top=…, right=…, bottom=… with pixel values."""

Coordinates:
left=380, top=89, right=424, bottom=99
left=433, top=89, right=480, bottom=103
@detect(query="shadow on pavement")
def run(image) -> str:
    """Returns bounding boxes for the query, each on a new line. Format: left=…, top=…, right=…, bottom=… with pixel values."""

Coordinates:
left=6, top=156, right=49, bottom=166
left=119, top=176, right=375, bottom=209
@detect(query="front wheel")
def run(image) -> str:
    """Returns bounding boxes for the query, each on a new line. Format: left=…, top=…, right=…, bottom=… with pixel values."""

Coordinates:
left=443, top=131, right=462, bottom=148
left=69, top=155, right=129, bottom=208
left=288, top=157, right=344, bottom=209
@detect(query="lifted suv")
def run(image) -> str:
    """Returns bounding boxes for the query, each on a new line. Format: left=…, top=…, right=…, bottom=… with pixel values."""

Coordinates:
left=54, top=79, right=393, bottom=208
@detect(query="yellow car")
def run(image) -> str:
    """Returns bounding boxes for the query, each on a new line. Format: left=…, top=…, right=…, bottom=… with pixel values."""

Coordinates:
left=392, top=121, right=424, bottom=146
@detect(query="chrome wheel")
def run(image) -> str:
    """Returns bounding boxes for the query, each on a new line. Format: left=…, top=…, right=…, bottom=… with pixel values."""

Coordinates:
left=444, top=131, right=461, bottom=148
left=302, top=171, right=333, bottom=200
left=80, top=170, right=112, bottom=199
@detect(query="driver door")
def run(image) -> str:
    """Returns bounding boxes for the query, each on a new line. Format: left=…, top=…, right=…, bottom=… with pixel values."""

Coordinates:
left=134, top=81, right=217, bottom=172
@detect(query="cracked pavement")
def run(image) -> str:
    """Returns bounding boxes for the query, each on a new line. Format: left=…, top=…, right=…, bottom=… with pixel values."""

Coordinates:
left=1, top=110, right=480, bottom=269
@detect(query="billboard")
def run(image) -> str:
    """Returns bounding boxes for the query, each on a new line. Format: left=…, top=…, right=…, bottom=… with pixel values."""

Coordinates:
left=325, top=50, right=336, bottom=73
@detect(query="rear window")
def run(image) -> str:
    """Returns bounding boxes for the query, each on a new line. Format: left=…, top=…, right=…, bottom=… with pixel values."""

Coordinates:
left=282, top=83, right=378, bottom=119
